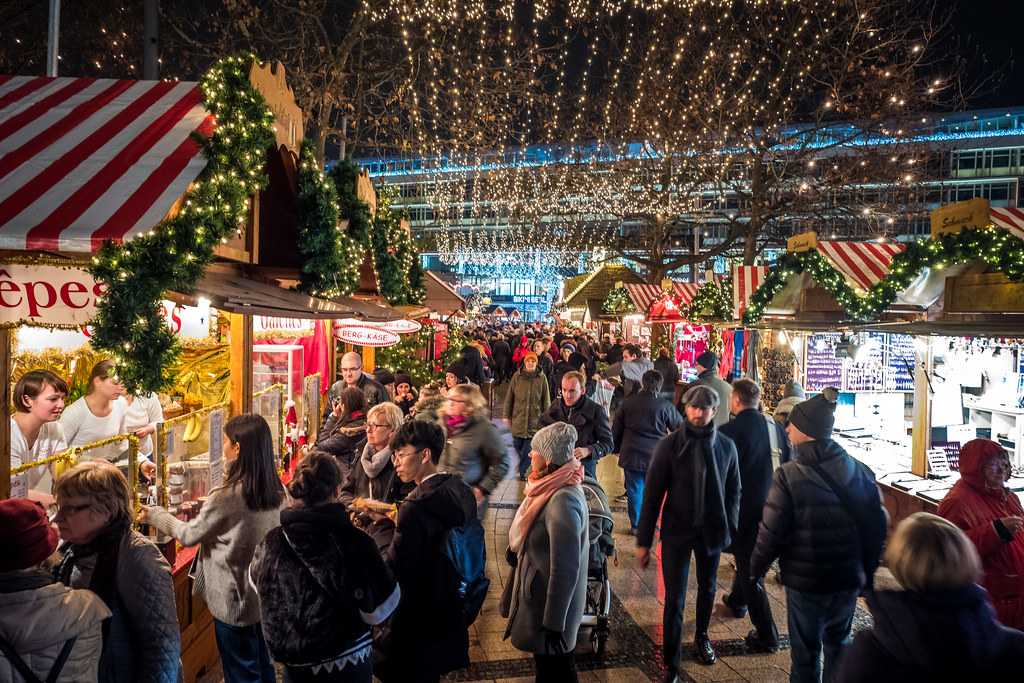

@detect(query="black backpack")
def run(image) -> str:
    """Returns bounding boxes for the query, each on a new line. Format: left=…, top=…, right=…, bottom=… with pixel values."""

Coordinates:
left=444, top=516, right=490, bottom=626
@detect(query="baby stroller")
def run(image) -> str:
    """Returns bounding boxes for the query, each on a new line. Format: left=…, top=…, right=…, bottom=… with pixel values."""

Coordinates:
left=580, top=475, right=615, bottom=657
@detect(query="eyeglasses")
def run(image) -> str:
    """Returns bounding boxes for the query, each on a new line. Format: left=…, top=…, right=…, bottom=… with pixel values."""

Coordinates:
left=366, top=422, right=392, bottom=430
left=56, top=502, right=93, bottom=517
left=391, top=448, right=423, bottom=463
left=341, top=366, right=361, bottom=372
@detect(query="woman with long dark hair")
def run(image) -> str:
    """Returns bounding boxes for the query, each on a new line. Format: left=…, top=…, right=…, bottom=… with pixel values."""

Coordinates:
left=141, top=414, right=286, bottom=682
left=316, top=386, right=369, bottom=476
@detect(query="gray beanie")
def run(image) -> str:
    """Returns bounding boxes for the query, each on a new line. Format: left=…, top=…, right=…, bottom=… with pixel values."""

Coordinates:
left=783, top=381, right=805, bottom=399
left=788, top=390, right=838, bottom=441
left=531, top=422, right=578, bottom=466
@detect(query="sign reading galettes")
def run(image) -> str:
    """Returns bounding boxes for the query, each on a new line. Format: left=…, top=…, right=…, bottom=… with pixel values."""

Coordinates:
left=0, top=263, right=104, bottom=328
left=333, top=323, right=401, bottom=347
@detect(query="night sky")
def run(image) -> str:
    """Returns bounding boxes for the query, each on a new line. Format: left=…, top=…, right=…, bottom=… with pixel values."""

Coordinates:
left=947, top=0, right=1024, bottom=108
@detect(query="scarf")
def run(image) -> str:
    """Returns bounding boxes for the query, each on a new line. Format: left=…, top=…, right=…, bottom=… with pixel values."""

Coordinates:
left=508, top=458, right=584, bottom=553
left=56, top=516, right=131, bottom=609
left=361, top=442, right=393, bottom=479
left=445, top=414, right=469, bottom=436
left=681, top=421, right=730, bottom=552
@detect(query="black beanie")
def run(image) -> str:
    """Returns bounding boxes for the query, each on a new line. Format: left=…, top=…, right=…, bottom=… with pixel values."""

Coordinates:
left=788, top=391, right=838, bottom=441
left=395, top=372, right=414, bottom=388
left=696, top=351, right=719, bottom=370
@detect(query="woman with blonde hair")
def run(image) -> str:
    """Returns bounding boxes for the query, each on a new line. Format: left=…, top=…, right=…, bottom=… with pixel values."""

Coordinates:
left=837, top=512, right=1024, bottom=682
left=438, top=383, right=510, bottom=509
left=53, top=460, right=181, bottom=682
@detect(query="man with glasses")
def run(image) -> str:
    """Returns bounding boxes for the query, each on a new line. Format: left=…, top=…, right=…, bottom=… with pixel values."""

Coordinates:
left=324, top=351, right=389, bottom=424
left=539, top=371, right=613, bottom=479
left=377, top=421, right=476, bottom=683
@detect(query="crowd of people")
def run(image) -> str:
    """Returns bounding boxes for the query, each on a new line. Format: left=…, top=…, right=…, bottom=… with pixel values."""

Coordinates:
left=3, top=320, right=1024, bottom=683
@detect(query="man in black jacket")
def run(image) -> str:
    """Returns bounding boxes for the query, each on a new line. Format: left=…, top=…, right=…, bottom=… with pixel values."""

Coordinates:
left=325, top=351, right=389, bottom=423
left=613, top=370, right=682, bottom=534
left=636, top=385, right=741, bottom=679
left=719, top=379, right=789, bottom=652
left=750, top=391, right=886, bottom=683
left=539, top=371, right=613, bottom=479
left=381, top=420, right=477, bottom=683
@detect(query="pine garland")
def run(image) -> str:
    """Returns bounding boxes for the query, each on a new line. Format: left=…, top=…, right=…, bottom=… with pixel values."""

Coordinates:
left=295, top=139, right=361, bottom=297
left=371, top=187, right=426, bottom=306
left=331, top=159, right=372, bottom=244
left=743, top=227, right=1024, bottom=325
left=686, top=279, right=733, bottom=321
left=88, top=55, right=276, bottom=393
left=377, top=326, right=435, bottom=386
left=602, top=287, right=633, bottom=315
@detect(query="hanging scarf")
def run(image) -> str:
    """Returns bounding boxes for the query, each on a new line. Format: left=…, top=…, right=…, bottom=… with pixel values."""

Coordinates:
left=508, top=458, right=584, bottom=554
left=680, top=421, right=730, bottom=552
left=445, top=414, right=469, bottom=436
left=360, top=442, right=393, bottom=479
left=56, top=516, right=131, bottom=609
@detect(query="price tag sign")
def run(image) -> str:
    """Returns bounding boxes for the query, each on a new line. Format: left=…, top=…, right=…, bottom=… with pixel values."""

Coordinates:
left=209, top=409, right=224, bottom=488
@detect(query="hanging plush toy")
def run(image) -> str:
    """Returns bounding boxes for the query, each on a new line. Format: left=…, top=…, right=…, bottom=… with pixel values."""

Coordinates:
left=283, top=398, right=299, bottom=469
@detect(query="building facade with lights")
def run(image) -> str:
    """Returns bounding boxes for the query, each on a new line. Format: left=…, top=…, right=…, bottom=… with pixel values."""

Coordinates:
left=354, top=107, right=1024, bottom=316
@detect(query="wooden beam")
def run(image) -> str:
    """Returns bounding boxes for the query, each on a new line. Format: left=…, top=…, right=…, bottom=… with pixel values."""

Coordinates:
left=228, top=312, right=253, bottom=416
left=1, top=328, right=10, bottom=499
left=361, top=345, right=375, bottom=372
left=911, top=336, right=932, bottom=477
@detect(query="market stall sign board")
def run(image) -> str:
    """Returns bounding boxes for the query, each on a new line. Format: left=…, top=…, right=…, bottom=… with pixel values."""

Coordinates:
left=381, top=318, right=423, bottom=334
left=0, top=263, right=103, bottom=328
left=930, top=198, right=990, bottom=237
left=333, top=323, right=401, bottom=347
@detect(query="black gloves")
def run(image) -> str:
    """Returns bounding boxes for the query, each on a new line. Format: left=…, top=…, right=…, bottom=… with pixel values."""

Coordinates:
left=505, top=547, right=518, bottom=567
left=543, top=628, right=567, bottom=655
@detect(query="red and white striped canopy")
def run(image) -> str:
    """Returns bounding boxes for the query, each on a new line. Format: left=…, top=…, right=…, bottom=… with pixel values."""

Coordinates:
left=624, top=281, right=702, bottom=316
left=0, top=75, right=214, bottom=252
left=816, top=240, right=906, bottom=292
left=990, top=206, right=1024, bottom=241
left=732, top=265, right=770, bottom=320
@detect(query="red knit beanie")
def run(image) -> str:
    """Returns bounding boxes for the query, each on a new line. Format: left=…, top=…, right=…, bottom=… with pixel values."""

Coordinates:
left=0, top=498, right=59, bottom=571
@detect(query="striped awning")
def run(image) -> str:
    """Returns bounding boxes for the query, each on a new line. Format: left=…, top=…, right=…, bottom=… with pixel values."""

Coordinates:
left=990, top=207, right=1024, bottom=241
left=816, top=240, right=906, bottom=292
left=624, top=281, right=703, bottom=317
left=0, top=75, right=214, bottom=252
left=733, top=265, right=770, bottom=320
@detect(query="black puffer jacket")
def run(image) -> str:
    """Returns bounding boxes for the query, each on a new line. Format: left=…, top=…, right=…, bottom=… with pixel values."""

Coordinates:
left=316, top=411, right=367, bottom=467
left=720, top=408, right=791, bottom=538
left=379, top=474, right=477, bottom=682
left=339, top=444, right=413, bottom=506
left=612, top=390, right=682, bottom=472
left=539, top=396, right=614, bottom=462
left=837, top=584, right=1024, bottom=682
left=250, top=503, right=399, bottom=667
left=750, top=438, right=884, bottom=593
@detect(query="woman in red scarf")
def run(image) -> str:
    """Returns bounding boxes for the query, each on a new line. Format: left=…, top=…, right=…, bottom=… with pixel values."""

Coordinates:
left=938, top=439, right=1024, bottom=629
left=501, top=422, right=589, bottom=682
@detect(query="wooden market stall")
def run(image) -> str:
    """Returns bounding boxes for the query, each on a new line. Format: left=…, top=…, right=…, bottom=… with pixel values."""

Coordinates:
left=558, top=263, right=644, bottom=330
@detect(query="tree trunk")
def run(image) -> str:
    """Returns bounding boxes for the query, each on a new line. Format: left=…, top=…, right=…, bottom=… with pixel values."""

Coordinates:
left=745, top=154, right=765, bottom=265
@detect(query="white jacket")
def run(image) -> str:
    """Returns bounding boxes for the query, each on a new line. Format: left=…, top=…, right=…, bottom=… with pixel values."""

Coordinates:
left=0, top=577, right=111, bottom=683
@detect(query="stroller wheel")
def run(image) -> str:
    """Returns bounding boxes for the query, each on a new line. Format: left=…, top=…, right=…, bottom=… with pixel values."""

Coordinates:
left=595, top=630, right=608, bottom=658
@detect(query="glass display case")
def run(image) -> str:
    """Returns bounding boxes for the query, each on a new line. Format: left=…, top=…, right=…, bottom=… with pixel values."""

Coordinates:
left=253, top=384, right=285, bottom=473
left=152, top=404, right=228, bottom=522
left=253, top=344, right=303, bottom=404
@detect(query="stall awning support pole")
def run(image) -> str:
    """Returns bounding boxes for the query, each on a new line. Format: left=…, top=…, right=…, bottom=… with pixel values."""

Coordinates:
left=325, top=319, right=336, bottom=389
left=911, top=336, right=932, bottom=478
left=229, top=312, right=253, bottom=416
left=362, top=346, right=375, bottom=373
left=1, top=328, right=11, bottom=499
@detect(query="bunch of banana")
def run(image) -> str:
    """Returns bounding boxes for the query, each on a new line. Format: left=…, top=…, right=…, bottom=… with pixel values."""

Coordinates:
left=182, top=414, right=203, bottom=443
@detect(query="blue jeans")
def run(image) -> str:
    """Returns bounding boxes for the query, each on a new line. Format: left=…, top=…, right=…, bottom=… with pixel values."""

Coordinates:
left=785, top=588, right=858, bottom=683
left=581, top=455, right=597, bottom=480
left=214, top=619, right=276, bottom=683
left=622, top=468, right=645, bottom=530
left=514, top=436, right=532, bottom=478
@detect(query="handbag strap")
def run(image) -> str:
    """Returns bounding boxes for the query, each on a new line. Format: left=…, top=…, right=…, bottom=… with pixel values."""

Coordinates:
left=0, top=632, right=77, bottom=683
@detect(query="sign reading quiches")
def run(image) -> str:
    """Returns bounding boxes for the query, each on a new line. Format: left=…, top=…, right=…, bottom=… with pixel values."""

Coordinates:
left=786, top=231, right=818, bottom=253
left=254, top=316, right=315, bottom=334
left=333, top=323, right=401, bottom=347
left=0, top=263, right=104, bottom=328
left=381, top=318, right=422, bottom=334
left=930, top=197, right=990, bottom=237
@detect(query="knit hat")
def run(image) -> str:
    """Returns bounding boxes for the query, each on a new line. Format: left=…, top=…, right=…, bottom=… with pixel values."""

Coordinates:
left=783, top=381, right=805, bottom=399
left=394, top=372, right=414, bottom=388
left=531, top=422, right=578, bottom=467
left=788, top=390, right=838, bottom=441
left=560, top=341, right=577, bottom=354
left=0, top=499, right=59, bottom=571
left=445, top=363, right=468, bottom=382
left=373, top=367, right=396, bottom=386
left=695, top=351, right=719, bottom=370
left=524, top=351, right=539, bottom=363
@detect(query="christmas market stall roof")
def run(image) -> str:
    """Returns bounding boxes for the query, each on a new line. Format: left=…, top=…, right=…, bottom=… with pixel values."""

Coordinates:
left=0, top=75, right=214, bottom=252
left=624, top=281, right=710, bottom=322
left=559, top=263, right=645, bottom=313
left=422, top=270, right=465, bottom=317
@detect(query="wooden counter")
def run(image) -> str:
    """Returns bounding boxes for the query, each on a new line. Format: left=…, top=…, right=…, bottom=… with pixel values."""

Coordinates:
left=879, top=482, right=938, bottom=529
left=172, top=546, right=220, bottom=682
